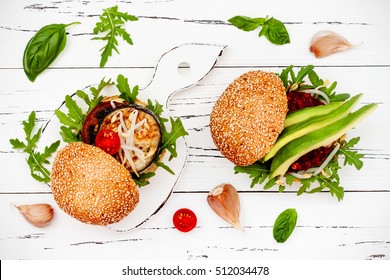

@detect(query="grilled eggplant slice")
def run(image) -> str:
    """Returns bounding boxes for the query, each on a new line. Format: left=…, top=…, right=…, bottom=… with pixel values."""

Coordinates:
left=81, top=99, right=127, bottom=145
left=99, top=105, right=162, bottom=174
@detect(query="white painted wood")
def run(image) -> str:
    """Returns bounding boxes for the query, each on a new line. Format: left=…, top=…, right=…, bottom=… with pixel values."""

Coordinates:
left=0, top=0, right=389, bottom=260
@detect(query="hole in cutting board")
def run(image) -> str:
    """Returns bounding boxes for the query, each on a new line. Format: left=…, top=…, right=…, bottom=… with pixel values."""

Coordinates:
left=177, top=62, right=190, bottom=75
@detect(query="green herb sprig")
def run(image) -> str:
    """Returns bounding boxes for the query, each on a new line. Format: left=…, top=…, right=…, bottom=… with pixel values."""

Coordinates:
left=273, top=208, right=298, bottom=243
left=23, top=22, right=80, bottom=82
left=92, top=5, right=138, bottom=68
left=9, top=112, right=60, bottom=183
left=228, top=15, right=290, bottom=45
left=55, top=78, right=112, bottom=142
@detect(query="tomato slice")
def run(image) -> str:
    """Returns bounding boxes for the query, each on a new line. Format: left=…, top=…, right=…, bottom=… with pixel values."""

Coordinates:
left=95, top=129, right=121, bottom=155
left=173, top=208, right=197, bottom=232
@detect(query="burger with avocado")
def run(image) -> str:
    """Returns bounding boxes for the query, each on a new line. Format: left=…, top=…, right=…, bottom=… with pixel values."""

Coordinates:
left=209, top=65, right=377, bottom=200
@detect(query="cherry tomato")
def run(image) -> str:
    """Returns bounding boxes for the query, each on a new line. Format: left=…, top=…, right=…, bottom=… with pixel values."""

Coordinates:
left=95, top=129, right=121, bottom=155
left=173, top=208, right=197, bottom=232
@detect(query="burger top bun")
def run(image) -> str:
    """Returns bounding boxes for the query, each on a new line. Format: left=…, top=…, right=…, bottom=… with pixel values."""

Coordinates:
left=50, top=142, right=139, bottom=226
left=210, top=70, right=288, bottom=166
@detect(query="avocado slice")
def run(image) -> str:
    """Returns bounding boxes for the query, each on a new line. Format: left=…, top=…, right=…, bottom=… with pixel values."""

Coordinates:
left=263, top=94, right=362, bottom=162
left=269, top=103, right=377, bottom=179
left=284, top=101, right=343, bottom=127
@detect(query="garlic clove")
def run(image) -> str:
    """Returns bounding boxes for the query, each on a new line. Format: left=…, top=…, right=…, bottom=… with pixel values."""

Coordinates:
left=309, top=30, right=354, bottom=58
left=207, top=183, right=243, bottom=231
left=15, top=203, right=54, bottom=228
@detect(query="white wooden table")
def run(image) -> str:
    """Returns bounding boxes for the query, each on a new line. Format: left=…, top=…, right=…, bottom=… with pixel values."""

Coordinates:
left=1, top=0, right=389, bottom=260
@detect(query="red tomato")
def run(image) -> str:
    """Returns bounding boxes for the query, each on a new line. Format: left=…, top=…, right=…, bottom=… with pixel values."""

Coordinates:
left=95, top=129, right=121, bottom=155
left=173, top=208, right=197, bottom=232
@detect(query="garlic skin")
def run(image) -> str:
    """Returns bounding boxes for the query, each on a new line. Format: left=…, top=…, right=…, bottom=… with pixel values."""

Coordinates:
left=15, top=203, right=54, bottom=228
left=309, top=30, right=353, bottom=58
left=207, top=183, right=243, bottom=231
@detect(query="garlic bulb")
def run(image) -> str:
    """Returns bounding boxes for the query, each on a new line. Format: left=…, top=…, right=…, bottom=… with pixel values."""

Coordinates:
left=15, top=203, right=54, bottom=228
left=309, top=30, right=354, bottom=58
left=207, top=183, right=243, bottom=231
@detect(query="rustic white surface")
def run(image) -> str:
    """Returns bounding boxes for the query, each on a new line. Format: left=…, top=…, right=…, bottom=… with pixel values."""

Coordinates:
left=1, top=0, right=389, bottom=260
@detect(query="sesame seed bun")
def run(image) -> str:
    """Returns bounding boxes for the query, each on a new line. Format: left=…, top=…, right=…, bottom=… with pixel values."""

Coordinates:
left=210, top=70, right=288, bottom=166
left=50, top=142, right=139, bottom=225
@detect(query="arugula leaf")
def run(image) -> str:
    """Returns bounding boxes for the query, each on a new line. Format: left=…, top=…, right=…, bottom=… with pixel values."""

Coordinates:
left=55, top=77, right=111, bottom=143
left=156, top=161, right=175, bottom=175
left=228, top=15, right=290, bottom=45
left=116, top=74, right=139, bottom=103
left=133, top=172, right=155, bottom=187
left=278, top=65, right=294, bottom=88
left=92, top=5, right=138, bottom=68
left=273, top=208, right=298, bottom=243
left=160, top=117, right=189, bottom=161
left=147, top=99, right=164, bottom=116
left=339, top=137, right=364, bottom=170
left=9, top=111, right=60, bottom=183
left=234, top=162, right=271, bottom=188
left=76, top=78, right=112, bottom=114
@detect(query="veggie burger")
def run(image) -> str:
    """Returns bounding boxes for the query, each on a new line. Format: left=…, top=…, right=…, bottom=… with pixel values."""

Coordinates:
left=50, top=76, right=185, bottom=225
left=210, top=66, right=377, bottom=199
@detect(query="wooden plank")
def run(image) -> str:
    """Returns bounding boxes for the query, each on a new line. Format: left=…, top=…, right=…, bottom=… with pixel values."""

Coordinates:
left=0, top=192, right=389, bottom=259
left=0, top=0, right=390, bottom=68
left=1, top=67, right=388, bottom=193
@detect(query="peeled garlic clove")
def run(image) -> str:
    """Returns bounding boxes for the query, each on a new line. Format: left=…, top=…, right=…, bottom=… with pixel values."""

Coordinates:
left=15, top=203, right=54, bottom=228
left=207, top=183, right=243, bottom=231
left=309, top=30, right=353, bottom=58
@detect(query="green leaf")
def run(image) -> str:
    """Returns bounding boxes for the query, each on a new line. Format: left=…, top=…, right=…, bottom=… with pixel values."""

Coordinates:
left=10, top=112, right=60, bottom=184
left=228, top=15, right=290, bottom=45
left=228, top=16, right=264, bottom=31
left=318, top=177, right=344, bottom=201
left=9, top=138, right=27, bottom=149
left=117, top=74, right=139, bottom=103
left=156, top=161, right=175, bottom=175
left=278, top=65, right=293, bottom=88
left=23, top=22, right=80, bottom=82
left=56, top=77, right=111, bottom=143
left=273, top=208, right=298, bottom=243
left=147, top=99, right=164, bottom=116
left=59, top=126, right=80, bottom=143
left=65, top=95, right=84, bottom=124
left=87, top=78, right=112, bottom=113
left=295, top=65, right=314, bottom=84
left=55, top=108, right=81, bottom=131
left=234, top=162, right=271, bottom=188
left=160, top=117, right=188, bottom=160
left=262, top=17, right=290, bottom=45
left=338, top=137, right=364, bottom=170
left=308, top=70, right=323, bottom=88
left=92, top=5, right=138, bottom=68
left=133, top=172, right=155, bottom=187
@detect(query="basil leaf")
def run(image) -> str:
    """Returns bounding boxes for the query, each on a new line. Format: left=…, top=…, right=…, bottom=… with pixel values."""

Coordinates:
left=228, top=15, right=290, bottom=45
left=228, top=16, right=264, bottom=31
left=262, top=18, right=290, bottom=45
left=23, top=22, right=80, bottom=82
left=273, top=208, right=298, bottom=243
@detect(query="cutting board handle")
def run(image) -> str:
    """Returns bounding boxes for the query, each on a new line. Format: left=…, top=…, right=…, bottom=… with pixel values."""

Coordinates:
left=141, top=43, right=226, bottom=105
